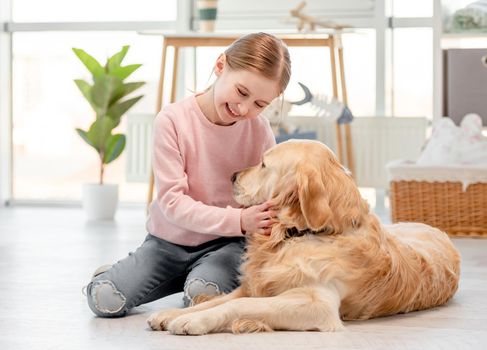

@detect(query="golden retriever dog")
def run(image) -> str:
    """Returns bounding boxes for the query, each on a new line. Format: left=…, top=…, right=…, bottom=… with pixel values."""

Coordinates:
left=148, top=140, right=461, bottom=335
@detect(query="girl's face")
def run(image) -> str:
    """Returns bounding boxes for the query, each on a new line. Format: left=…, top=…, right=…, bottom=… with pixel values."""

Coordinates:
left=210, top=54, right=281, bottom=126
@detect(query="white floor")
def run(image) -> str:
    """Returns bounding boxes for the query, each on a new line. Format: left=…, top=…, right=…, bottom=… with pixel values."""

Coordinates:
left=0, top=206, right=486, bottom=350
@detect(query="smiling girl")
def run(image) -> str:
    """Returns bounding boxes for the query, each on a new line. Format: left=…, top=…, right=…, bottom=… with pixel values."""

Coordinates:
left=85, top=32, right=291, bottom=317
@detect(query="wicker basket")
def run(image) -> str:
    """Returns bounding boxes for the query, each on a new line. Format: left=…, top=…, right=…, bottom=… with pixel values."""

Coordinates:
left=387, top=161, right=487, bottom=237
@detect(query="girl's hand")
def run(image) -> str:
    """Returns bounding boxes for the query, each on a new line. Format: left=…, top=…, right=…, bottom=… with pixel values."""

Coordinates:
left=240, top=201, right=278, bottom=235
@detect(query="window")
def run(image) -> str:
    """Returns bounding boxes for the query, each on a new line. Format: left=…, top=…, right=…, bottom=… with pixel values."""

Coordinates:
left=388, top=0, right=434, bottom=118
left=390, top=28, right=433, bottom=118
left=12, top=32, right=165, bottom=201
left=391, top=0, right=433, bottom=18
left=9, top=0, right=178, bottom=202
left=13, top=0, right=177, bottom=22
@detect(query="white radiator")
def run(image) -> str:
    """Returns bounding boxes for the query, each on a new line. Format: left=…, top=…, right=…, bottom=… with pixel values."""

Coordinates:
left=286, top=116, right=429, bottom=188
left=126, top=114, right=429, bottom=189
left=126, top=113, right=154, bottom=182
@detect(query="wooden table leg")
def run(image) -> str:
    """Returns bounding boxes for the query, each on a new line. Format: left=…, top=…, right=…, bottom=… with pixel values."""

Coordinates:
left=329, top=39, right=344, bottom=165
left=147, top=41, right=169, bottom=210
left=338, top=46, right=348, bottom=105
left=338, top=43, right=355, bottom=176
left=156, top=42, right=168, bottom=111
left=329, top=38, right=338, bottom=101
left=170, top=46, right=179, bottom=103
left=344, top=123, right=354, bottom=174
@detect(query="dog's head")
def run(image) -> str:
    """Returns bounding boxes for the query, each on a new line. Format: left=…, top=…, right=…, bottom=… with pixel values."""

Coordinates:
left=233, top=140, right=369, bottom=235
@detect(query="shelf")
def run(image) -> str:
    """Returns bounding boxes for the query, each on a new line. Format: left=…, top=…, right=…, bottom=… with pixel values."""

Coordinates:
left=443, top=32, right=487, bottom=39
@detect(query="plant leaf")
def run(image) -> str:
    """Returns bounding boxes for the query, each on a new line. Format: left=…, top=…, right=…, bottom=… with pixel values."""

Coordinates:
left=76, top=128, right=96, bottom=149
left=109, top=81, right=145, bottom=105
left=103, top=134, right=126, bottom=164
left=72, top=48, right=104, bottom=78
left=74, top=79, right=98, bottom=111
left=110, top=64, right=142, bottom=80
left=107, top=95, right=144, bottom=127
left=107, top=45, right=129, bottom=72
left=91, top=75, right=122, bottom=116
left=86, top=117, right=116, bottom=151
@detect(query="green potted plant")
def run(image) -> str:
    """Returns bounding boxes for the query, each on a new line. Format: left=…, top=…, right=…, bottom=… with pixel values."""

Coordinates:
left=73, top=45, right=145, bottom=220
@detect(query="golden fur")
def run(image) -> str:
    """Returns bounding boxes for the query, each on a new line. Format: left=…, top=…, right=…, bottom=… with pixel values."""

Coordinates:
left=148, top=140, right=461, bottom=334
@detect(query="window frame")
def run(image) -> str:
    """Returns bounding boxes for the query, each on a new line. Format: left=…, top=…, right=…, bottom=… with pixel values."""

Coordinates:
left=0, top=0, right=188, bottom=205
left=0, top=0, right=441, bottom=206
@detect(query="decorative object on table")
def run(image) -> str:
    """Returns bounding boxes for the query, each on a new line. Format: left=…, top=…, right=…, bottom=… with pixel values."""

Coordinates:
left=296, top=82, right=355, bottom=124
left=261, top=82, right=354, bottom=144
left=197, top=0, right=218, bottom=32
left=289, top=1, right=352, bottom=32
left=387, top=113, right=487, bottom=237
left=450, top=0, right=487, bottom=32
left=72, top=45, right=145, bottom=220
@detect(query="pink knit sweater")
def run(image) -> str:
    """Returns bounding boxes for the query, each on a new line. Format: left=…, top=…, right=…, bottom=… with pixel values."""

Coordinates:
left=146, top=95, right=276, bottom=246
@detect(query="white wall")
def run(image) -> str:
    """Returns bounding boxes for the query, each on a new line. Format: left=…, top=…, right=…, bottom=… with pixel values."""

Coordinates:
left=0, top=0, right=12, bottom=205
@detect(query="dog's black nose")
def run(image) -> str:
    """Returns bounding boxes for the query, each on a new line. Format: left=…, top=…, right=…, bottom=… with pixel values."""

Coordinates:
left=231, top=172, right=238, bottom=183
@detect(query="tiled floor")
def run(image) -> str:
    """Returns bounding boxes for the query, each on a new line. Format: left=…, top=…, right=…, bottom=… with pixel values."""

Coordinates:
left=0, top=206, right=485, bottom=350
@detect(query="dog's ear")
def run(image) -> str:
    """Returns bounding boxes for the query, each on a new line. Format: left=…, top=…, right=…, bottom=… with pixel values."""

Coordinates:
left=320, top=154, right=369, bottom=232
left=296, top=167, right=333, bottom=231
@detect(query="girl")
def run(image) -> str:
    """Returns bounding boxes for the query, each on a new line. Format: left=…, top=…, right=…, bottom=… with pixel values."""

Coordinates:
left=86, top=32, right=291, bottom=317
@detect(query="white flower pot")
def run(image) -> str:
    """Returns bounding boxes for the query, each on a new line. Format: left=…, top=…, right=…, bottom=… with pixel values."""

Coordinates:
left=82, top=183, right=119, bottom=221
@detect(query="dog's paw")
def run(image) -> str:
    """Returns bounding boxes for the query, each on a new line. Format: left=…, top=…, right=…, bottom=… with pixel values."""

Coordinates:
left=167, top=313, right=215, bottom=335
left=317, top=319, right=346, bottom=332
left=231, top=318, right=273, bottom=333
left=147, top=309, right=186, bottom=331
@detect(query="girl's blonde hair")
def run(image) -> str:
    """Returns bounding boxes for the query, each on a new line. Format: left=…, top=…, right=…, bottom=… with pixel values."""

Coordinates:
left=224, top=32, right=291, bottom=94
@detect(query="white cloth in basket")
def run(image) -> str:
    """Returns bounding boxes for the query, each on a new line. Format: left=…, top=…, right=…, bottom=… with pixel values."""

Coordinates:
left=417, top=114, right=487, bottom=165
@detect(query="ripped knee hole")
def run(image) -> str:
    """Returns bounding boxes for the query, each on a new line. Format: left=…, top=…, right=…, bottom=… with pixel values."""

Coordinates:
left=90, top=280, right=127, bottom=314
left=184, top=278, right=221, bottom=305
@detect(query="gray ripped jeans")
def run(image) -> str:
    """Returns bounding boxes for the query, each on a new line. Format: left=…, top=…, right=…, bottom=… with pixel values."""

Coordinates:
left=86, top=234, right=245, bottom=317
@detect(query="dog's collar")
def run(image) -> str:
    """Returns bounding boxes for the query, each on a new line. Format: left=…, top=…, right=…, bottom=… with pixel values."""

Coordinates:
left=284, top=226, right=333, bottom=239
